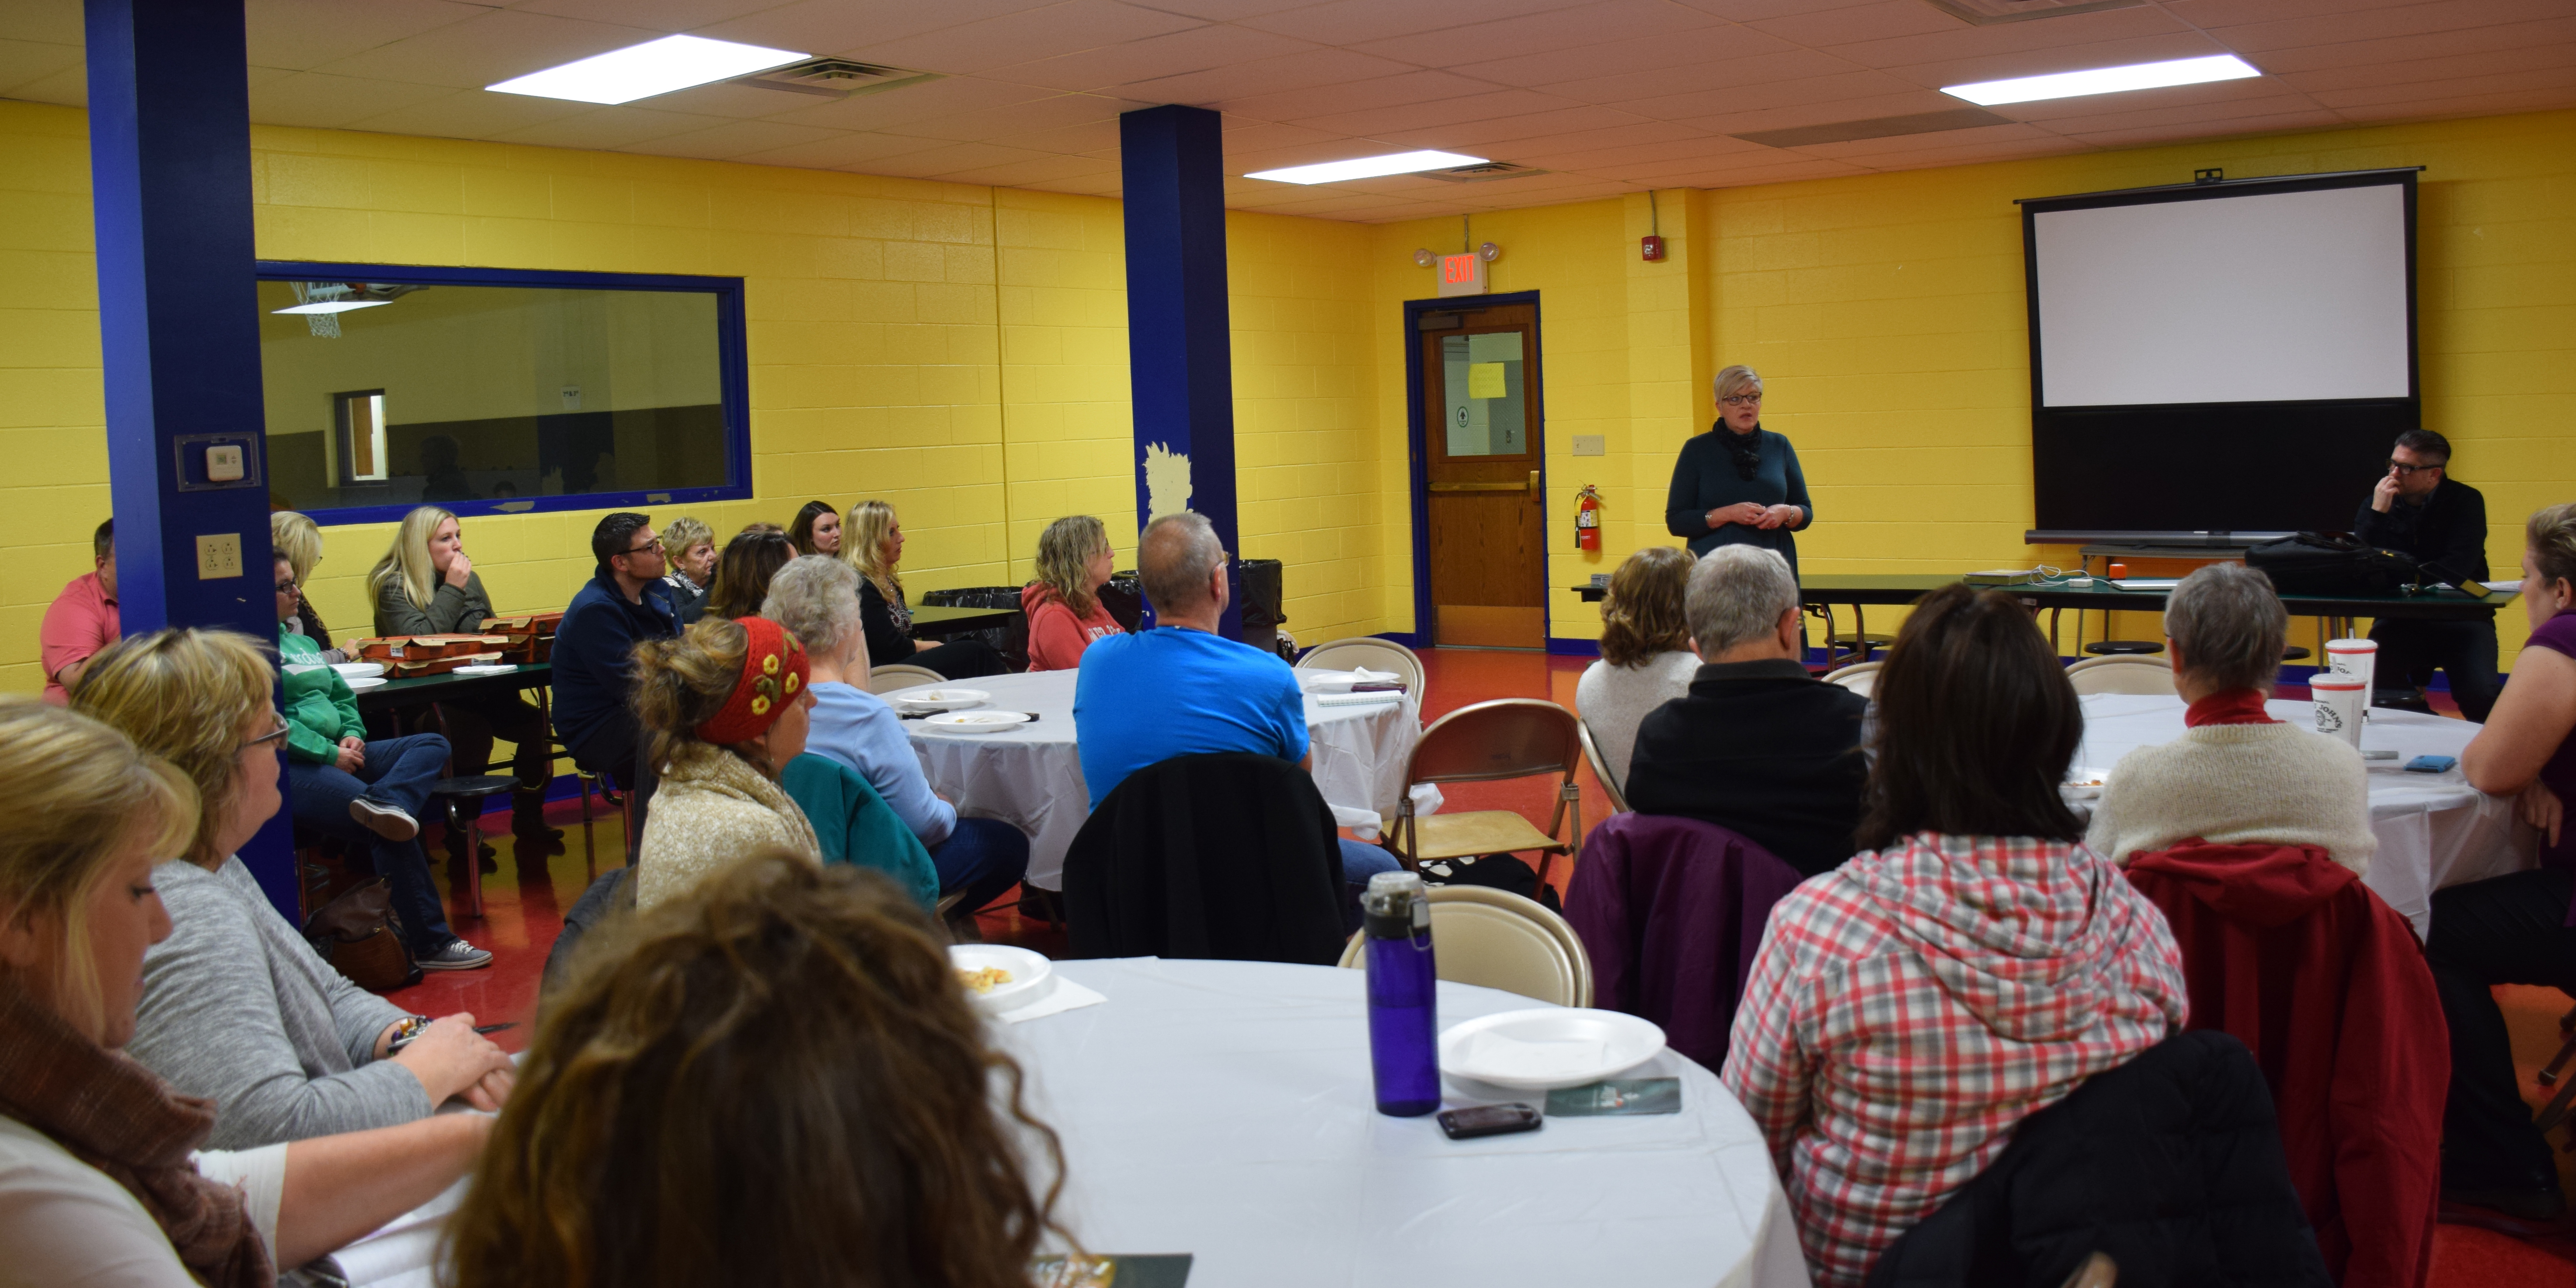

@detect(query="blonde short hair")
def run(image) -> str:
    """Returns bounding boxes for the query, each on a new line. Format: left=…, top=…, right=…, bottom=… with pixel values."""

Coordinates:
left=70, top=630, right=277, bottom=867
left=271, top=511, right=325, bottom=586
left=0, top=702, right=196, bottom=1034
left=1715, top=364, right=1763, bottom=403
left=367, top=505, right=458, bottom=612
left=661, top=516, right=714, bottom=563
left=1032, top=515, right=1111, bottom=619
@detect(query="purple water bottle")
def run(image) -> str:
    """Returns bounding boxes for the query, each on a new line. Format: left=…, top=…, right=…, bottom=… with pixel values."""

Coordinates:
left=1363, top=870, right=1440, bottom=1116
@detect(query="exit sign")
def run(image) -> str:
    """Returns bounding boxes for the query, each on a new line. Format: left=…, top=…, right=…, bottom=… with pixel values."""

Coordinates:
left=1436, top=251, right=1486, bottom=297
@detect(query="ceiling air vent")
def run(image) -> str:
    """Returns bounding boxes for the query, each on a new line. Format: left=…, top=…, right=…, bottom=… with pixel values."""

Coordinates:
left=1732, top=107, right=2013, bottom=149
left=1420, top=160, right=1549, bottom=184
left=738, top=58, right=940, bottom=98
left=1921, top=0, right=2142, bottom=24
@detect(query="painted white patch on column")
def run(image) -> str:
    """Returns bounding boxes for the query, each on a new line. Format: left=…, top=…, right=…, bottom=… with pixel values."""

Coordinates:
left=1142, top=442, right=1194, bottom=520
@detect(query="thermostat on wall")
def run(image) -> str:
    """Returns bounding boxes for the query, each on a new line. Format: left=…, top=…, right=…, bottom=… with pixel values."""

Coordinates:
left=205, top=444, right=245, bottom=482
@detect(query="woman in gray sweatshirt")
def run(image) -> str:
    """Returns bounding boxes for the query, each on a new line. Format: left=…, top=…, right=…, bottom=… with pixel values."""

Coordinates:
left=70, top=629, right=516, bottom=1149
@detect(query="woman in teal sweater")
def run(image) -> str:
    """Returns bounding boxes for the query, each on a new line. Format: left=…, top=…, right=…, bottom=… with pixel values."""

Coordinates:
left=1664, top=364, right=1815, bottom=574
left=277, top=555, right=488, bottom=971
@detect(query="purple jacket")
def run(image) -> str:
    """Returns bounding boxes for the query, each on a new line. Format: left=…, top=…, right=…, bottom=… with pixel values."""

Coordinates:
left=1564, top=812, right=1805, bottom=1072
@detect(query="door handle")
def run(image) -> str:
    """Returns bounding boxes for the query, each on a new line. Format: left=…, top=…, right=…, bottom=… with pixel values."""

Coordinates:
left=1428, top=473, right=1543, bottom=495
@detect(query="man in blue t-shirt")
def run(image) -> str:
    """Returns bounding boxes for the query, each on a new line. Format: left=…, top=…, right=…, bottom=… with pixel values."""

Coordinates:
left=1074, top=512, right=1397, bottom=905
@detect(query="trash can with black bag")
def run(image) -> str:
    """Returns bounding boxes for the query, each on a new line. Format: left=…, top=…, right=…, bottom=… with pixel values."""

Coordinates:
left=919, top=585, right=1031, bottom=671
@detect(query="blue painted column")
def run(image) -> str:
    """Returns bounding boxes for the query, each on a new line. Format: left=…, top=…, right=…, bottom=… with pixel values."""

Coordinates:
left=87, top=0, right=295, bottom=916
left=1118, top=104, right=1243, bottom=639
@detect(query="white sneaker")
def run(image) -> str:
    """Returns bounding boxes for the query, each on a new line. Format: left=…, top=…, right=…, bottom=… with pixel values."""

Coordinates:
left=415, top=939, right=493, bottom=971
left=349, top=798, right=419, bottom=842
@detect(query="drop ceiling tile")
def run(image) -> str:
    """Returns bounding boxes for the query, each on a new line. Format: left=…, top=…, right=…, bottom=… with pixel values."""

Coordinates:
left=1674, top=0, right=1887, bottom=21
left=490, top=105, right=739, bottom=150
left=1623, top=68, right=1939, bottom=123
left=1239, top=0, right=1598, bottom=47
left=589, top=80, right=845, bottom=122
left=0, top=37, right=81, bottom=99
left=858, top=139, right=1062, bottom=174
left=0, top=0, right=80, bottom=47
left=1123, top=0, right=1324, bottom=17
left=1467, top=25, right=1822, bottom=96
left=1790, top=119, right=2056, bottom=158
left=1831, top=134, right=2093, bottom=172
left=2325, top=84, right=2576, bottom=123
left=2247, top=16, right=2576, bottom=73
left=693, top=0, right=1071, bottom=58
left=2208, top=0, right=2571, bottom=53
left=1028, top=168, right=1123, bottom=195
left=2308, top=61, right=2576, bottom=107
left=1746, top=0, right=1971, bottom=49
left=310, top=9, right=672, bottom=90
left=1677, top=87, right=1981, bottom=134
left=248, top=71, right=466, bottom=129
left=725, top=130, right=953, bottom=170
left=1526, top=45, right=1863, bottom=106
left=2, top=63, right=84, bottom=107
left=1215, top=118, right=1343, bottom=151
left=1634, top=153, right=1867, bottom=185
left=1347, top=0, right=1722, bottom=68
left=874, top=92, right=1129, bottom=142
left=855, top=0, right=1207, bottom=77
left=1215, top=69, right=1511, bottom=121
left=1515, top=131, right=1770, bottom=171
left=2272, top=41, right=2576, bottom=93
left=509, top=0, right=786, bottom=29
left=1379, top=103, right=1662, bottom=149
left=758, top=76, right=1063, bottom=130
left=620, top=117, right=849, bottom=160
left=1876, top=32, right=2238, bottom=89
left=246, top=0, right=505, bottom=71
left=2061, top=107, right=2352, bottom=147
left=1114, top=44, right=1419, bottom=103
left=2158, top=0, right=2426, bottom=24
left=985, top=21, right=1319, bottom=93
left=1285, top=87, right=1598, bottom=136
left=341, top=87, right=598, bottom=139
left=1820, top=5, right=2193, bottom=70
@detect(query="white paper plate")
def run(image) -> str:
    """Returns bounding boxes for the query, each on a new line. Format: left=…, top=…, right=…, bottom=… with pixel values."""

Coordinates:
left=330, top=661, right=385, bottom=679
left=949, top=943, right=1053, bottom=1013
left=282, top=663, right=324, bottom=675
left=1438, top=1008, right=1665, bottom=1091
left=892, top=687, right=989, bottom=711
left=2061, top=765, right=2111, bottom=799
left=450, top=663, right=518, bottom=677
left=345, top=676, right=388, bottom=691
left=922, top=710, right=1030, bottom=732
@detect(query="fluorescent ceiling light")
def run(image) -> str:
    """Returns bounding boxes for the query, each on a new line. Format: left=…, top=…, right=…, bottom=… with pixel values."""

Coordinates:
left=487, top=34, right=808, bottom=105
left=1246, top=150, right=1487, bottom=185
left=1942, top=54, right=2259, bottom=107
left=272, top=301, right=390, bottom=316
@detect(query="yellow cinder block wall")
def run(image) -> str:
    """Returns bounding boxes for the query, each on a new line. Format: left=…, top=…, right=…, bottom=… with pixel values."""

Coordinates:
left=0, top=100, right=1390, bottom=694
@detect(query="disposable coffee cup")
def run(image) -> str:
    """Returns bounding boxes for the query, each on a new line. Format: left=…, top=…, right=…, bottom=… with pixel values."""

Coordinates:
left=2326, top=638, right=2377, bottom=696
left=2311, top=671, right=2368, bottom=748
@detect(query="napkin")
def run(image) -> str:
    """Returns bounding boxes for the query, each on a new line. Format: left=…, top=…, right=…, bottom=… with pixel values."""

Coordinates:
left=1298, top=667, right=1398, bottom=694
left=1453, top=1030, right=1610, bottom=1081
left=996, top=975, right=1105, bottom=1024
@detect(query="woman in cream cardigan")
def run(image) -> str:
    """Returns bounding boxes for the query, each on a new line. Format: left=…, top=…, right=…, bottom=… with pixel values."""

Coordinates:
left=2085, top=562, right=2375, bottom=873
left=632, top=616, right=823, bottom=910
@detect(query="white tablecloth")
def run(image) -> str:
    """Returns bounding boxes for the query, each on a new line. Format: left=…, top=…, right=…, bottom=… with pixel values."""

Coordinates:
left=903, top=670, right=1421, bottom=891
left=1004, top=958, right=1813, bottom=1288
left=2072, top=693, right=2538, bottom=935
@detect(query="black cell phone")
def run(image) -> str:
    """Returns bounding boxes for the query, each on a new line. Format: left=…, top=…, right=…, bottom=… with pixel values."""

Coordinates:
left=1436, top=1103, right=1542, bottom=1140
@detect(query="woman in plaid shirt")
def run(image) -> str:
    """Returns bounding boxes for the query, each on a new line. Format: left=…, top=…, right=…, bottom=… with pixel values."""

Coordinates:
left=1721, top=583, right=2190, bottom=1287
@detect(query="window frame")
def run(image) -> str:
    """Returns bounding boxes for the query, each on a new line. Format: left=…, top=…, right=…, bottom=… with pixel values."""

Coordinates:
left=254, top=260, right=753, bottom=525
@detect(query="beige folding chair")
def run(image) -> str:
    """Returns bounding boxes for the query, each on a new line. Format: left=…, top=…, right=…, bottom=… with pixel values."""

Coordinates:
left=2064, top=655, right=2178, bottom=696
left=1336, top=885, right=1593, bottom=1007
left=1821, top=660, right=1881, bottom=697
left=866, top=663, right=946, bottom=695
left=1298, top=636, right=1426, bottom=697
left=1382, top=698, right=1582, bottom=892
left=1576, top=714, right=1629, bottom=814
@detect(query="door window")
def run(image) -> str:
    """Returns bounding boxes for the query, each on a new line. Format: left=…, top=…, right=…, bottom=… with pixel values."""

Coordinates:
left=1441, top=331, right=1527, bottom=457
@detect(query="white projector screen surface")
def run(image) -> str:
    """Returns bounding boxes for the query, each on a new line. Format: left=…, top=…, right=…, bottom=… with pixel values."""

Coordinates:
left=2033, top=184, right=2409, bottom=407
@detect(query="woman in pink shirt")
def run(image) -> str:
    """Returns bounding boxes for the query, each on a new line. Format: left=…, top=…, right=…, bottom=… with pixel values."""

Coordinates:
left=1021, top=515, right=1122, bottom=672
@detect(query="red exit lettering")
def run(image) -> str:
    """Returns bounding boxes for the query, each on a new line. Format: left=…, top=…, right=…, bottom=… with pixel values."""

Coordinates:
left=1442, top=254, right=1474, bottom=282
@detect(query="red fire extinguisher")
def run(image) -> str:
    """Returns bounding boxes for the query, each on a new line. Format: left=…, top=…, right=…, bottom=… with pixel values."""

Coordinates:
left=1574, top=484, right=1603, bottom=551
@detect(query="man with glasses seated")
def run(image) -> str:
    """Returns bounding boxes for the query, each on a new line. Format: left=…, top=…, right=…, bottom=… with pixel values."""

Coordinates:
left=553, top=512, right=680, bottom=859
left=2357, top=428, right=2498, bottom=721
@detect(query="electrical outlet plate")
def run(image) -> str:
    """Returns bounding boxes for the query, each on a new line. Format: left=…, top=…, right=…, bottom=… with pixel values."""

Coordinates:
left=196, top=533, right=244, bottom=580
left=1571, top=435, right=1606, bottom=456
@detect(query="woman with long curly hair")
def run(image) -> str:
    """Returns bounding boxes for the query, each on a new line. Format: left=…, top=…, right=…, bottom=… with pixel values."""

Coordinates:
left=442, top=851, right=1069, bottom=1288
left=1573, top=544, right=1698, bottom=794
left=1022, top=515, right=1121, bottom=672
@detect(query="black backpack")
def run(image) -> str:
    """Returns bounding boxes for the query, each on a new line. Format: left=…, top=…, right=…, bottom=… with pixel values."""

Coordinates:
left=2244, top=533, right=2420, bottom=596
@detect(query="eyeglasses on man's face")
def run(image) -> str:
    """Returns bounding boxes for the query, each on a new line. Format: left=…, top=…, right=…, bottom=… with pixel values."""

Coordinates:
left=1720, top=393, right=1763, bottom=408
left=622, top=536, right=664, bottom=557
left=2388, top=459, right=2441, bottom=477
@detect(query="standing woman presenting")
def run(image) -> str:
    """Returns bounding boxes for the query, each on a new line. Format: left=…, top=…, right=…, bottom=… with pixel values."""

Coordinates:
left=1666, top=365, right=1814, bottom=574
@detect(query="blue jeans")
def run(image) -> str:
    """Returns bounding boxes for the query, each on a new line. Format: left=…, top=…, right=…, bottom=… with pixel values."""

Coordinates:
left=1338, top=839, right=1401, bottom=933
left=287, top=734, right=454, bottom=957
left=929, top=816, right=1031, bottom=916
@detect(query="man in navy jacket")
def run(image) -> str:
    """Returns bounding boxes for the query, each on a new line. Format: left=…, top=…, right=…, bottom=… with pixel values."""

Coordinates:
left=552, top=512, right=678, bottom=858
left=2355, top=428, right=2497, bottom=721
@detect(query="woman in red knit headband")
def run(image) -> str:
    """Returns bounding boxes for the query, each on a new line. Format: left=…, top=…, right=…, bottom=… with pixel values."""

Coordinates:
left=630, top=616, right=820, bottom=910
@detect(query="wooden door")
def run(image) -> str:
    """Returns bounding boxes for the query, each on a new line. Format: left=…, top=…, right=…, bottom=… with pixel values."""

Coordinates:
left=1420, top=302, right=1544, bottom=648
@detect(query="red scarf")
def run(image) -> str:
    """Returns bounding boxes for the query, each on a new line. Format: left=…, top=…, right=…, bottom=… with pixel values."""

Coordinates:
left=2185, top=688, right=2280, bottom=727
left=0, top=973, right=270, bottom=1287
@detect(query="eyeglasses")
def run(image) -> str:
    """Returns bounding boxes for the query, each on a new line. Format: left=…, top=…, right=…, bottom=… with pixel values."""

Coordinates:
left=622, top=536, right=665, bottom=556
left=240, top=724, right=289, bottom=754
left=2388, top=459, right=2441, bottom=477
left=1720, top=394, right=1762, bottom=407
left=274, top=581, right=299, bottom=595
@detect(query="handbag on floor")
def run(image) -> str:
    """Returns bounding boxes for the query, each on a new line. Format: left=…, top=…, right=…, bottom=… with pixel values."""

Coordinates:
left=303, top=877, right=421, bottom=992
left=1417, top=852, right=1562, bottom=912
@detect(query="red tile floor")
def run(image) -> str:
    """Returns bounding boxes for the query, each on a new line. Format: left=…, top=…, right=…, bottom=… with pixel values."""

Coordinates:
left=380, top=647, right=2571, bottom=1281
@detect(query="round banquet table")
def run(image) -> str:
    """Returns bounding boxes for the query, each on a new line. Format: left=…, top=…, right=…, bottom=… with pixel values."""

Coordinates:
left=2071, top=693, right=2537, bottom=935
left=903, top=669, right=1421, bottom=891
left=999, top=958, right=1814, bottom=1288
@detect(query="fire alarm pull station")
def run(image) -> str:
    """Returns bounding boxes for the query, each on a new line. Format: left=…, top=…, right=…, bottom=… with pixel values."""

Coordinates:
left=1640, top=235, right=1666, bottom=262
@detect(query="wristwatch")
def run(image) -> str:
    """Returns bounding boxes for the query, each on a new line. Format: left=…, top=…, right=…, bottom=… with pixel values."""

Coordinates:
left=384, top=1014, right=432, bottom=1055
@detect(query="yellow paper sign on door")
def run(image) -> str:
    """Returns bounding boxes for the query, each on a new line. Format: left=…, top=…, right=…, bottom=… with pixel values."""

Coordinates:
left=1467, top=362, right=1507, bottom=399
